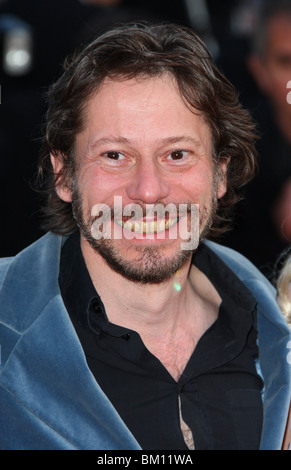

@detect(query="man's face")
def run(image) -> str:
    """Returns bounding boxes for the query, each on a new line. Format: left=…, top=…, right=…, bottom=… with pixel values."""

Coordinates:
left=54, top=74, right=227, bottom=283
left=251, top=14, right=291, bottom=119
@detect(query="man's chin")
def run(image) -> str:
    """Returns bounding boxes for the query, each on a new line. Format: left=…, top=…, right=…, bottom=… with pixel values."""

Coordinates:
left=87, top=238, right=193, bottom=284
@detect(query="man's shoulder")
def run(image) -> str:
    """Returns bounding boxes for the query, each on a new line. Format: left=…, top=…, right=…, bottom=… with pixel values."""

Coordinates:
left=204, top=240, right=270, bottom=284
left=205, top=240, right=291, bottom=333
left=0, top=232, right=60, bottom=276
left=0, top=233, right=64, bottom=332
left=0, top=256, right=13, bottom=272
left=0, top=255, right=14, bottom=291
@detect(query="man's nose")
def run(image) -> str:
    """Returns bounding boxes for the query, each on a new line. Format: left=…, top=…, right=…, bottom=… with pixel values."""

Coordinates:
left=126, top=159, right=170, bottom=204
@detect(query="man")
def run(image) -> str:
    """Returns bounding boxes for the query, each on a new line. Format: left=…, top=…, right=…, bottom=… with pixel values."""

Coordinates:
left=0, top=22, right=290, bottom=450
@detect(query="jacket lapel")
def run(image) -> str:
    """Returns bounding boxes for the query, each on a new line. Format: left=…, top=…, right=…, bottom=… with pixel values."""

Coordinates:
left=206, top=240, right=291, bottom=450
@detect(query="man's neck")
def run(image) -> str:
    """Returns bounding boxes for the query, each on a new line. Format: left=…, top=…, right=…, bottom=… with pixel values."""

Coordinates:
left=81, top=238, right=221, bottom=380
left=82, top=243, right=189, bottom=324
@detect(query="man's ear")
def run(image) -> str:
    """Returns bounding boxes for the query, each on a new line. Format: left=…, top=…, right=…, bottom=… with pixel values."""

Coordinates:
left=216, top=157, right=229, bottom=200
left=50, top=153, right=73, bottom=203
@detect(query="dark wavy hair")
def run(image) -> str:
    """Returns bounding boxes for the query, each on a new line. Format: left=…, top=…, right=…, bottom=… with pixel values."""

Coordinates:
left=38, top=21, right=258, bottom=238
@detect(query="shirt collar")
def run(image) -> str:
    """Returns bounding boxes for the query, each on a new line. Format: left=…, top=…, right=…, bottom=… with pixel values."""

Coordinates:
left=192, top=242, right=257, bottom=313
left=59, top=231, right=257, bottom=338
left=59, top=231, right=134, bottom=338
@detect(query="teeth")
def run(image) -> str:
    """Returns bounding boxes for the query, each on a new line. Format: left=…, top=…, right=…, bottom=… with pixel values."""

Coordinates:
left=122, top=218, right=177, bottom=234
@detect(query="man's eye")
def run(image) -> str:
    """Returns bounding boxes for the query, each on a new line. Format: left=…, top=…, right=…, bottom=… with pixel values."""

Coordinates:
left=167, top=150, right=187, bottom=160
left=105, top=151, right=125, bottom=160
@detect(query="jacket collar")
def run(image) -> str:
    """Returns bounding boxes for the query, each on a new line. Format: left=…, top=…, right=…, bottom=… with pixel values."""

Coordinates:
left=0, top=232, right=63, bottom=333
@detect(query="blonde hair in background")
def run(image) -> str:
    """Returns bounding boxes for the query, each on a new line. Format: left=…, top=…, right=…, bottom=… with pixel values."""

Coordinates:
left=277, top=255, right=291, bottom=326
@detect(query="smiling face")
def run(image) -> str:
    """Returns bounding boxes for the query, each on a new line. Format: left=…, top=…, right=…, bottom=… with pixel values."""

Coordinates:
left=53, top=74, right=227, bottom=283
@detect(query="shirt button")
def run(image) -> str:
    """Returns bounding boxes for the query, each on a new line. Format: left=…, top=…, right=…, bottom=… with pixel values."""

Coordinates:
left=123, top=333, right=131, bottom=340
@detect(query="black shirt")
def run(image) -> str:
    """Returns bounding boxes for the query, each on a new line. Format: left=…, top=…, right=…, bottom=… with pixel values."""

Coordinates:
left=59, top=231, right=263, bottom=450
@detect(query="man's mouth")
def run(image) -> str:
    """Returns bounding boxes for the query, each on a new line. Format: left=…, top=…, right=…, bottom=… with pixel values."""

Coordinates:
left=115, top=217, right=179, bottom=234
left=89, top=199, right=199, bottom=249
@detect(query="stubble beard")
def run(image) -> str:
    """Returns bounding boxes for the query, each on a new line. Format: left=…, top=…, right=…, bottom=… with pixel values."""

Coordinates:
left=71, top=189, right=217, bottom=284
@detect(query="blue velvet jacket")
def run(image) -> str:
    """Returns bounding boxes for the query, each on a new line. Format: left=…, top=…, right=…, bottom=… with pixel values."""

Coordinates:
left=0, top=233, right=290, bottom=450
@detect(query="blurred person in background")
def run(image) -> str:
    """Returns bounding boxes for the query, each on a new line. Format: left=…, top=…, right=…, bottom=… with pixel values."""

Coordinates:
left=274, top=247, right=291, bottom=449
left=223, top=0, right=291, bottom=276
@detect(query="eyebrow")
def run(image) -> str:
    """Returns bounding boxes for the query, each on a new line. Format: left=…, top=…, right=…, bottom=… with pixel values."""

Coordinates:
left=89, top=135, right=203, bottom=149
left=159, top=136, right=203, bottom=147
left=90, top=136, right=130, bottom=148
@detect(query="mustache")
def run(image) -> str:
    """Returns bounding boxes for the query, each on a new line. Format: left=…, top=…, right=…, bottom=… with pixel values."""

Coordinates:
left=89, top=201, right=194, bottom=224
